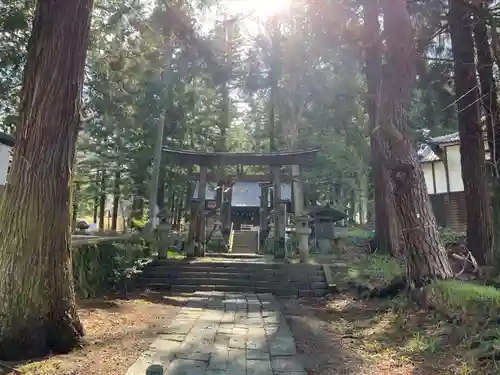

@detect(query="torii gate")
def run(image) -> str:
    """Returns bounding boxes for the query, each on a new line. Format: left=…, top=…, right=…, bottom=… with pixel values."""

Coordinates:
left=162, top=147, right=318, bottom=261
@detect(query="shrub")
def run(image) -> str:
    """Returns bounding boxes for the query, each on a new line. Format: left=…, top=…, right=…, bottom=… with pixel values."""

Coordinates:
left=72, top=237, right=148, bottom=298
left=439, top=227, right=465, bottom=247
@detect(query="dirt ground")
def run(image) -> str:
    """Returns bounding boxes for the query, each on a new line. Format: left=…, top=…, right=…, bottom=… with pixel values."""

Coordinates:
left=10, top=292, right=183, bottom=375
left=283, top=294, right=485, bottom=375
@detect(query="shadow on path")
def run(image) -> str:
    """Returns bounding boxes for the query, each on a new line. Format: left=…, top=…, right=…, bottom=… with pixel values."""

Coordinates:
left=280, top=298, right=367, bottom=375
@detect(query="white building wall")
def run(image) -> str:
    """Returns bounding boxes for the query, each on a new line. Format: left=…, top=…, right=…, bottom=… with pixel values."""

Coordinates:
left=422, top=163, right=435, bottom=194
left=0, top=143, right=11, bottom=185
left=434, top=162, right=448, bottom=194
left=445, top=145, right=464, bottom=192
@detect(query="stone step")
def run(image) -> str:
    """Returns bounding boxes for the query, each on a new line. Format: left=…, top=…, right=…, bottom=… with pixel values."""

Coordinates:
left=169, top=284, right=298, bottom=296
left=140, top=270, right=326, bottom=282
left=138, top=283, right=328, bottom=297
left=137, top=277, right=327, bottom=289
left=142, top=269, right=325, bottom=280
left=149, top=261, right=324, bottom=272
left=204, top=252, right=264, bottom=259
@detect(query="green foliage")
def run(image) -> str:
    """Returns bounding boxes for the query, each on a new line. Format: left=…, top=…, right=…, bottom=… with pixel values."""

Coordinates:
left=130, top=217, right=147, bottom=230
left=429, top=280, right=500, bottom=319
left=326, top=248, right=403, bottom=288
left=404, top=332, right=441, bottom=354
left=72, top=238, right=148, bottom=298
left=428, top=280, right=500, bottom=362
left=439, top=227, right=465, bottom=246
left=365, top=255, right=403, bottom=282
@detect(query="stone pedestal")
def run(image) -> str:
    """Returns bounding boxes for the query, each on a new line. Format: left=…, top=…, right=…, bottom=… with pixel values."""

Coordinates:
left=274, top=199, right=287, bottom=260
left=211, top=219, right=224, bottom=252
left=295, top=215, right=311, bottom=263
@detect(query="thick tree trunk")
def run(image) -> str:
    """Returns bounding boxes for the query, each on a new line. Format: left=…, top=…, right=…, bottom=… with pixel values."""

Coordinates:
left=174, top=187, right=184, bottom=229
left=359, top=173, right=368, bottom=225
left=71, top=182, right=80, bottom=232
left=169, top=189, right=177, bottom=223
left=472, top=3, right=500, bottom=262
left=363, top=0, right=401, bottom=255
left=449, top=0, right=492, bottom=265
left=111, top=170, right=120, bottom=231
left=377, top=0, right=453, bottom=284
left=157, top=165, right=166, bottom=212
left=0, top=0, right=93, bottom=360
left=98, top=170, right=106, bottom=231
left=93, top=170, right=99, bottom=223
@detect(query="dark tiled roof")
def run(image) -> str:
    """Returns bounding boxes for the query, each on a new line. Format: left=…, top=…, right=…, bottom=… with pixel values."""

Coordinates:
left=0, top=132, right=15, bottom=147
left=428, top=132, right=459, bottom=144
left=418, top=132, right=460, bottom=163
left=193, top=181, right=292, bottom=207
left=418, top=144, right=440, bottom=163
left=308, top=205, right=348, bottom=222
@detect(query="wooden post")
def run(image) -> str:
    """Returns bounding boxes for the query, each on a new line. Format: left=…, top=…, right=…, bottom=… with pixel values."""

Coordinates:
left=195, top=165, right=207, bottom=256
left=272, top=166, right=286, bottom=259
left=186, top=198, right=199, bottom=258
left=292, top=164, right=309, bottom=262
left=222, top=182, right=233, bottom=246
left=259, top=184, right=270, bottom=253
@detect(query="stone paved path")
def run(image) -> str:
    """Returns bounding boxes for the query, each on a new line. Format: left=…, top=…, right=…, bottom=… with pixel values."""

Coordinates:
left=125, top=292, right=307, bottom=375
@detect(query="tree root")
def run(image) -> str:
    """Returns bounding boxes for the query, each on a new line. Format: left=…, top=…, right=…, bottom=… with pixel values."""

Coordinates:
left=0, top=361, right=21, bottom=374
left=346, top=276, right=407, bottom=300
left=0, top=313, right=84, bottom=361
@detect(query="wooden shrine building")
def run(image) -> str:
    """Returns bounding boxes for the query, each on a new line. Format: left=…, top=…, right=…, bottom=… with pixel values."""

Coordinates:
left=163, top=147, right=318, bottom=259
left=193, top=179, right=293, bottom=230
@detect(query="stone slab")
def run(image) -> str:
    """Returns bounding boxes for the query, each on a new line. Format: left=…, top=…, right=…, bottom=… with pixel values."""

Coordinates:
left=125, top=293, right=306, bottom=375
left=247, top=349, right=270, bottom=360
left=271, top=357, right=305, bottom=372
left=246, top=359, right=273, bottom=375
left=167, top=359, right=207, bottom=375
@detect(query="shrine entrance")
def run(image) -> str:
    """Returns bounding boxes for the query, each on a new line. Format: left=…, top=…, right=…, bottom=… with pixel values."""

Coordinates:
left=162, top=147, right=318, bottom=260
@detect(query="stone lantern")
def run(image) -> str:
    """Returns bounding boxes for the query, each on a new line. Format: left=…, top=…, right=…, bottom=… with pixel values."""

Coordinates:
left=157, top=210, right=172, bottom=259
left=295, top=215, right=312, bottom=263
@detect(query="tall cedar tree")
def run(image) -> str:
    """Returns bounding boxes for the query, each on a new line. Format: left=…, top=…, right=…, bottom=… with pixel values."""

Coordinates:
left=449, top=0, right=492, bottom=265
left=0, top=0, right=94, bottom=360
left=363, top=0, right=401, bottom=255
left=376, top=0, right=453, bottom=284
left=472, top=1, right=500, bottom=260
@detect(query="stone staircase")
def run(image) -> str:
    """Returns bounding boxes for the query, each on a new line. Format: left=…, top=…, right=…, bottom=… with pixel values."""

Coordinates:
left=231, top=230, right=258, bottom=254
left=136, top=259, right=329, bottom=297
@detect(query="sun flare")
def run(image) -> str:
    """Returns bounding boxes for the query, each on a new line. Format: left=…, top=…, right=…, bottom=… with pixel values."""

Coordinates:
left=228, top=0, right=292, bottom=19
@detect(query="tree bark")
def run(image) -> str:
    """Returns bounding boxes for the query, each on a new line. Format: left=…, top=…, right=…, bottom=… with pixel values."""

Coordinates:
left=376, top=0, right=453, bottom=284
left=0, top=0, right=93, bottom=360
left=98, top=170, right=106, bottom=231
left=71, top=182, right=81, bottom=232
left=363, top=0, right=401, bottom=255
left=472, top=1, right=500, bottom=262
left=449, top=0, right=492, bottom=265
left=93, top=170, right=99, bottom=223
left=111, top=170, right=120, bottom=231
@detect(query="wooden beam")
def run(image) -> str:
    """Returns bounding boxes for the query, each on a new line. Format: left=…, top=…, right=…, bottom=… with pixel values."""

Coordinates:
left=188, top=173, right=294, bottom=183
left=163, top=147, right=318, bottom=166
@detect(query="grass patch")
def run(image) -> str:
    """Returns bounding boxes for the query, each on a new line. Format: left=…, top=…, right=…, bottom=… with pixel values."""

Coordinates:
left=404, top=332, right=441, bottom=354
left=167, top=250, right=185, bottom=259
left=429, top=279, right=500, bottom=320
left=347, top=226, right=373, bottom=239
left=330, top=250, right=403, bottom=288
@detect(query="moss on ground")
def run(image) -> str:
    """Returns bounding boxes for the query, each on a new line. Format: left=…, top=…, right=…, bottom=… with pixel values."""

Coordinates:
left=320, top=245, right=500, bottom=374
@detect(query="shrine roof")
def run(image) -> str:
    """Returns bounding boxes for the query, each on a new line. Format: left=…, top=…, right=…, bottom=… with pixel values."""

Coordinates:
left=193, top=181, right=292, bottom=207
left=163, top=147, right=318, bottom=166
left=308, top=205, right=348, bottom=222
